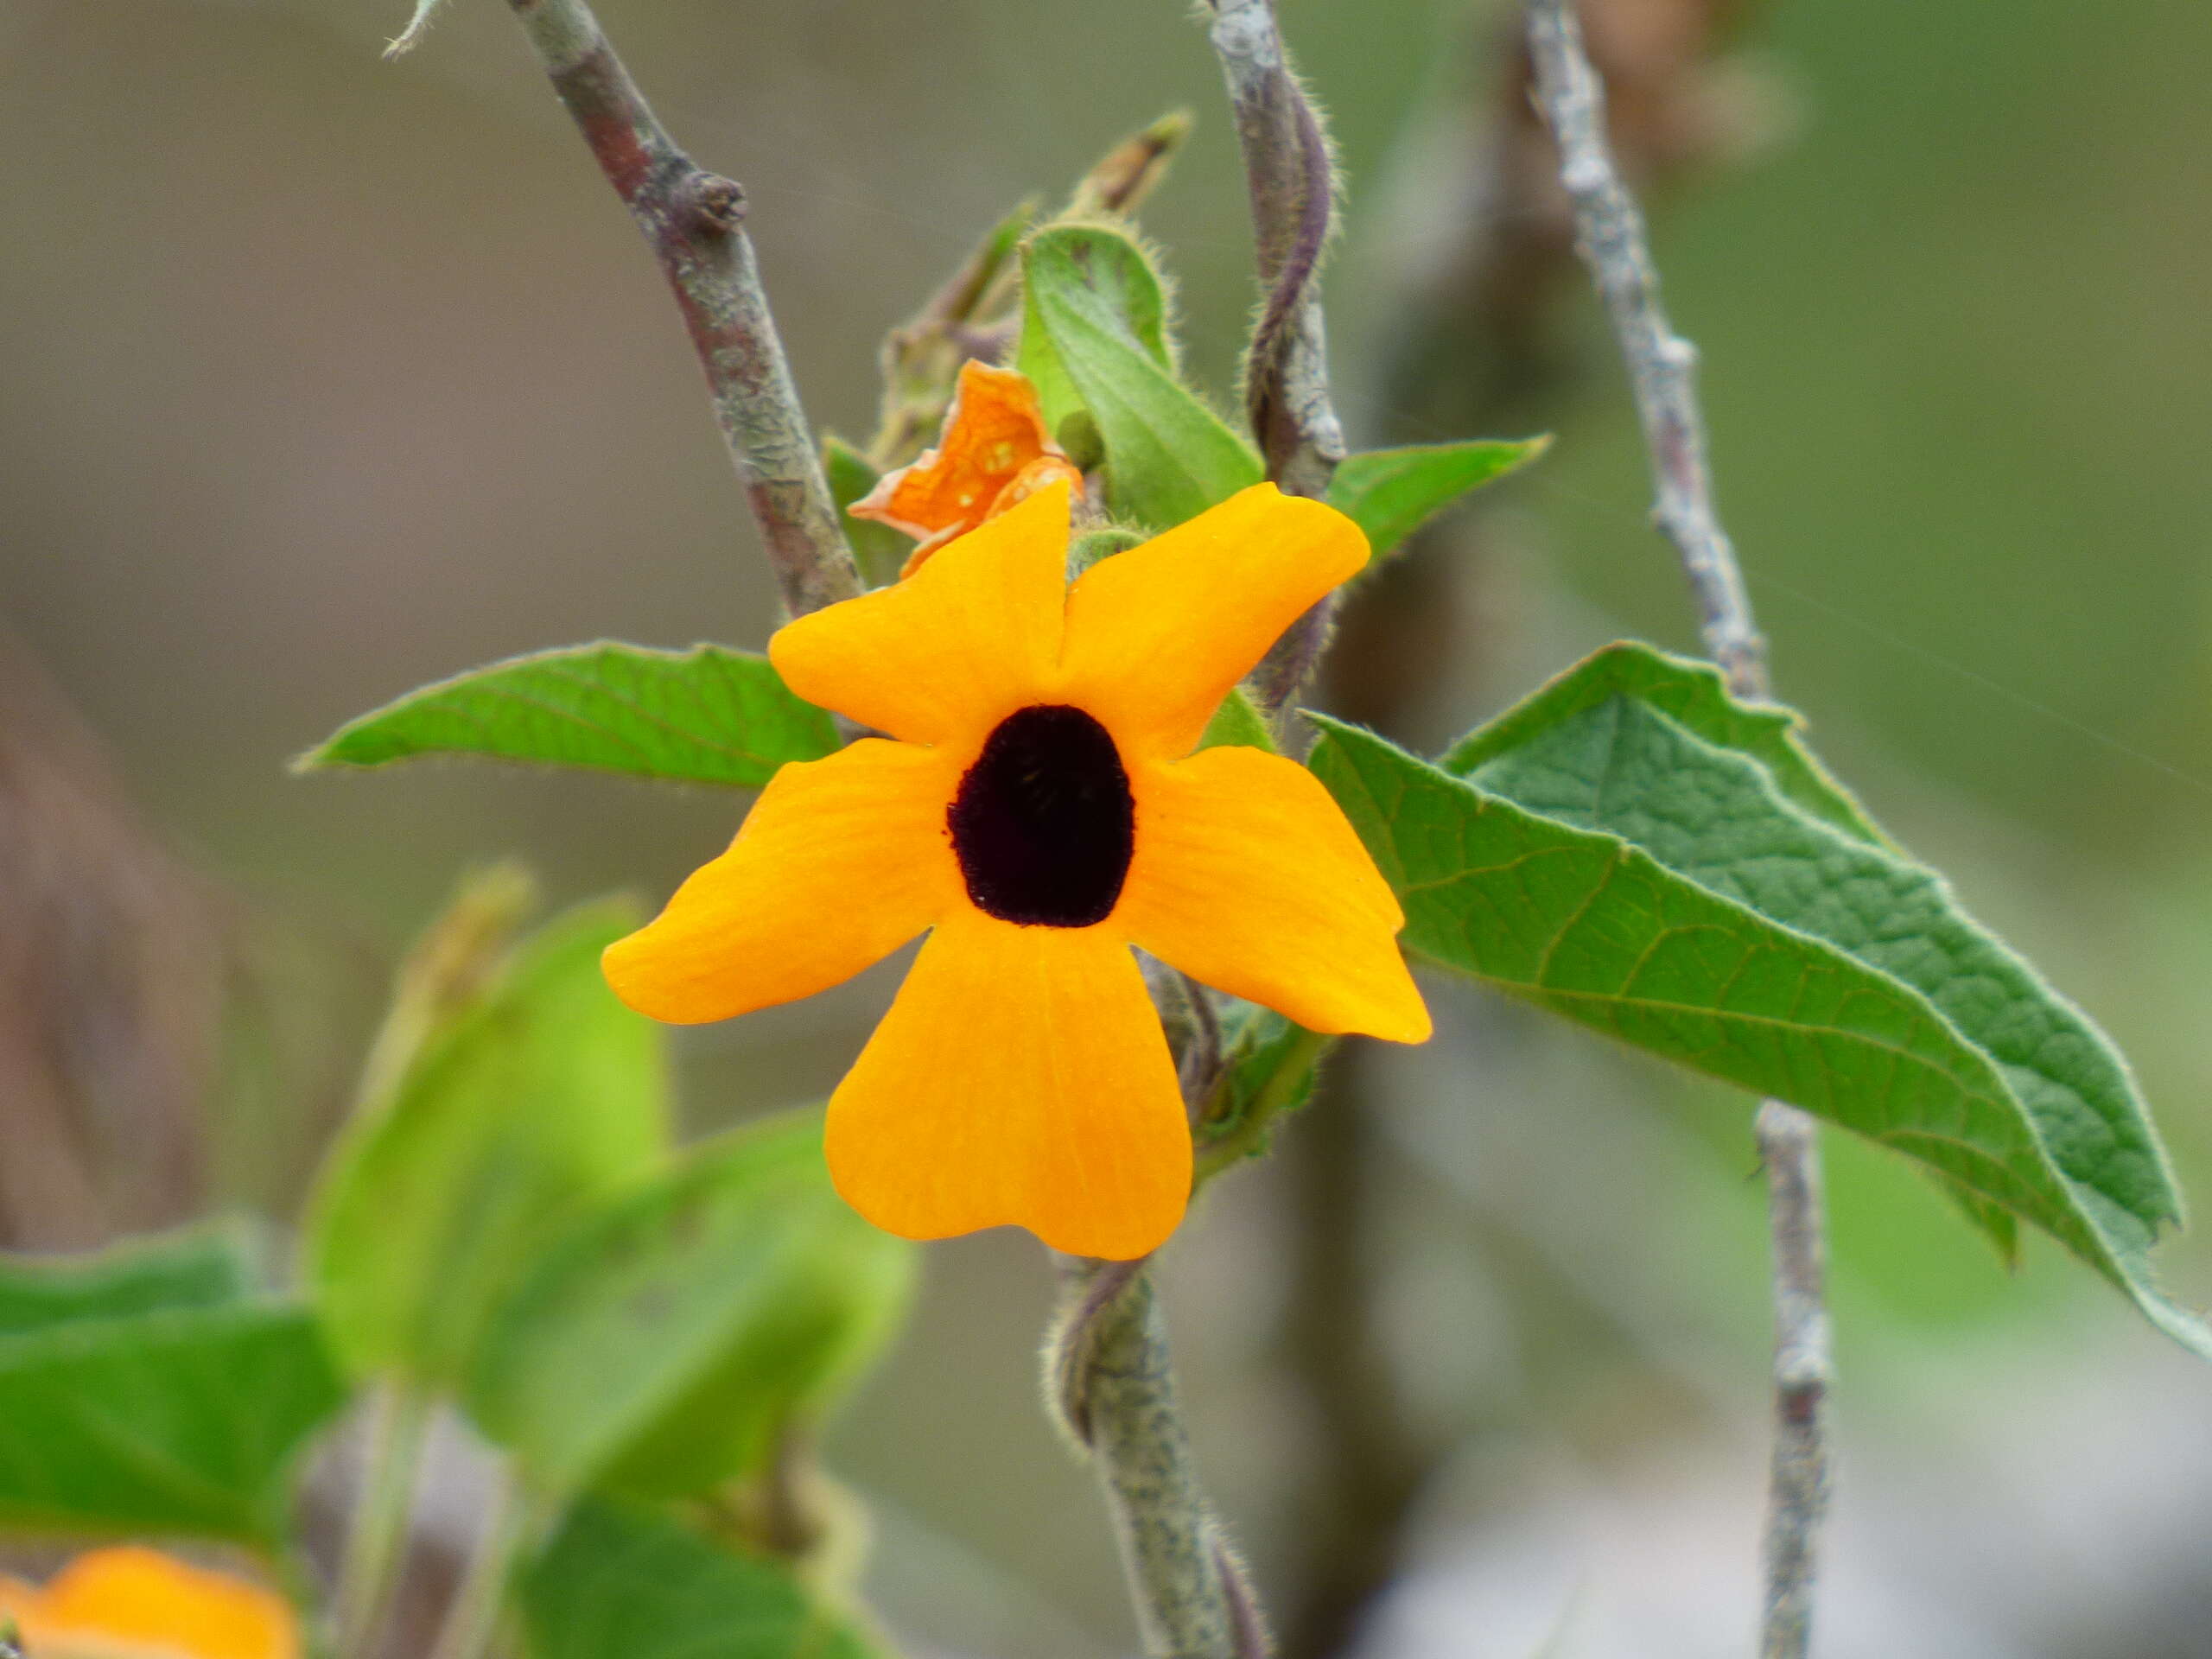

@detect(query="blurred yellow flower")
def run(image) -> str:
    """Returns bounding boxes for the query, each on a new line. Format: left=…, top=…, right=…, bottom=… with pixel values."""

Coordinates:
left=604, top=480, right=1430, bottom=1260
left=0, top=1548, right=296, bottom=1659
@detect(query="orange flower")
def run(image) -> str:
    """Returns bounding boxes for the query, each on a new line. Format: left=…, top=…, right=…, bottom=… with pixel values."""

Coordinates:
left=0, top=1548, right=297, bottom=1659
left=604, top=480, right=1431, bottom=1259
left=849, top=360, right=1086, bottom=575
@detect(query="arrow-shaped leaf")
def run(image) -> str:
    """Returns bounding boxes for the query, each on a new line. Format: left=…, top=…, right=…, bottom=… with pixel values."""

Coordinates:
left=1309, top=655, right=2207, bottom=1357
left=299, top=642, right=837, bottom=789
left=1326, top=438, right=1549, bottom=559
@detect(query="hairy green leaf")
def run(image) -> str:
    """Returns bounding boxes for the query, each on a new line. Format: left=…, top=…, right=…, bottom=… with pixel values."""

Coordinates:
left=821, top=435, right=915, bottom=588
left=521, top=1498, right=874, bottom=1659
left=1197, top=685, right=1278, bottom=753
left=299, top=642, right=836, bottom=788
left=0, top=1303, right=342, bottom=1543
left=1326, top=438, right=1548, bottom=558
left=1443, top=642, right=1887, bottom=846
left=0, top=1224, right=262, bottom=1339
left=468, top=1115, right=913, bottom=1501
left=1018, top=225, right=1262, bottom=529
left=1310, top=685, right=2208, bottom=1357
left=307, top=900, right=671, bottom=1388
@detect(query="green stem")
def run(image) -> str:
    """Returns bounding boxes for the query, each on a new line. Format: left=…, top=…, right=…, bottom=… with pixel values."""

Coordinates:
left=331, top=1381, right=434, bottom=1657
left=1053, top=1262, right=1262, bottom=1659
left=426, top=1477, right=534, bottom=1659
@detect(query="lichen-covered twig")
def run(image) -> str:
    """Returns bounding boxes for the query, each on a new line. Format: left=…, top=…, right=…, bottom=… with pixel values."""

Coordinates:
left=1201, top=0, right=1346, bottom=715
left=1753, top=1099, right=1830, bottom=1658
left=1522, top=4, right=1831, bottom=1655
left=491, top=0, right=860, bottom=616
left=1052, top=1260, right=1265, bottom=1659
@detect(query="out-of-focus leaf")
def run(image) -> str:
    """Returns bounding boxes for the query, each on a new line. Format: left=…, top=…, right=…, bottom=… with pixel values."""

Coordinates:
left=822, top=435, right=915, bottom=588
left=297, top=643, right=836, bottom=789
left=467, top=1115, right=913, bottom=1502
left=520, top=1498, right=874, bottom=1659
left=0, top=1224, right=260, bottom=1339
left=0, top=1303, right=342, bottom=1544
left=1019, top=226, right=1261, bottom=529
left=1309, top=674, right=2209, bottom=1357
left=1325, top=437, right=1548, bottom=559
left=306, top=900, right=671, bottom=1389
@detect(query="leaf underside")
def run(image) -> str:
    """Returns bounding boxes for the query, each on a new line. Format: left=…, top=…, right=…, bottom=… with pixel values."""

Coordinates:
left=306, top=900, right=671, bottom=1388
left=1309, top=642, right=2207, bottom=1357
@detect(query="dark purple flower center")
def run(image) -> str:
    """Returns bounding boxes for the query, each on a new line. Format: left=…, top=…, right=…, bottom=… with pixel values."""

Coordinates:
left=949, top=704, right=1135, bottom=927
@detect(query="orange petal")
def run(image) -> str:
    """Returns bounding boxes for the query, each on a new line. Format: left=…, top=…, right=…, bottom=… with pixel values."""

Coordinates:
left=900, top=454, right=1089, bottom=579
left=604, top=739, right=959, bottom=1024
left=1119, top=745, right=1431, bottom=1042
left=770, top=483, right=1072, bottom=746
left=850, top=360, right=1065, bottom=543
left=29, top=1548, right=298, bottom=1659
left=824, top=911, right=1189, bottom=1259
left=1060, top=483, right=1370, bottom=759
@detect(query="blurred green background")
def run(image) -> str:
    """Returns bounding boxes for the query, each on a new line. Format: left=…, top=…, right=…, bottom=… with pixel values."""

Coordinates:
left=2, top=0, right=2209, bottom=1654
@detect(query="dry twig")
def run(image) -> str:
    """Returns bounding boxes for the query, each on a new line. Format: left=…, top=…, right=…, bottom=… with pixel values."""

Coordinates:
left=1522, top=4, right=1830, bottom=1653
left=493, top=0, right=859, bottom=617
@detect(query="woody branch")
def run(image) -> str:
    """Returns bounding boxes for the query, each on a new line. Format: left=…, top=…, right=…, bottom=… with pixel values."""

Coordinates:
left=493, top=0, right=860, bottom=617
left=1522, top=4, right=1832, bottom=1656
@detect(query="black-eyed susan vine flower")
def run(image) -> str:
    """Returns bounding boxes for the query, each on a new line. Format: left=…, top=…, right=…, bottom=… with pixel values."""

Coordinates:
left=603, top=480, right=1430, bottom=1259
left=0, top=1548, right=298, bottom=1659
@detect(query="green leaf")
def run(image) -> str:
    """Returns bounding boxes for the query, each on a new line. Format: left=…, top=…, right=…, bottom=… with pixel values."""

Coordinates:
left=1017, top=224, right=1173, bottom=435
left=0, top=1303, right=343, bottom=1544
left=467, top=1115, right=914, bottom=1502
left=1197, top=685, right=1279, bottom=753
left=821, top=435, right=915, bottom=588
left=1309, top=682, right=2209, bottom=1357
left=1018, top=225, right=1262, bottom=529
left=0, top=1224, right=261, bottom=1339
left=298, top=642, right=837, bottom=789
left=1442, top=641, right=1887, bottom=846
left=521, top=1498, right=874, bottom=1659
left=307, top=899, right=672, bottom=1389
left=1326, top=437, right=1549, bottom=558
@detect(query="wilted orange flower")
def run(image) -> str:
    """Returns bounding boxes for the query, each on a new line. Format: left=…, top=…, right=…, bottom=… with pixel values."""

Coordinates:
left=604, top=480, right=1430, bottom=1259
left=0, top=1548, right=297, bottom=1659
left=849, top=359, right=1085, bottom=575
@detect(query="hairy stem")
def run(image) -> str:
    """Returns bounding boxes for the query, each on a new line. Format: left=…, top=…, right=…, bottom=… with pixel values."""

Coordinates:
left=1052, top=1261, right=1264, bottom=1659
left=1522, top=3, right=1832, bottom=1653
left=494, top=0, right=859, bottom=617
left=1200, top=0, right=1347, bottom=717
left=1756, top=1100, right=1831, bottom=1657
left=330, top=1381, right=433, bottom=1657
